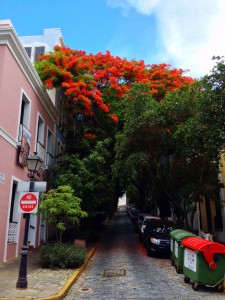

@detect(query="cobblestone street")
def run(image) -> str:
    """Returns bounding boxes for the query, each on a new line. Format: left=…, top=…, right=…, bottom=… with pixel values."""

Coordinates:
left=65, top=208, right=225, bottom=300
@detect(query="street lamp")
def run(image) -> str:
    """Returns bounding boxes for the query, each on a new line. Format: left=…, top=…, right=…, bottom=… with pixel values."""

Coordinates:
left=16, top=152, right=43, bottom=289
left=26, top=152, right=43, bottom=180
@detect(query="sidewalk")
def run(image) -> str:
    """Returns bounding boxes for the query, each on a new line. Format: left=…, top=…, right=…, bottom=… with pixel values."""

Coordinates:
left=0, top=244, right=98, bottom=300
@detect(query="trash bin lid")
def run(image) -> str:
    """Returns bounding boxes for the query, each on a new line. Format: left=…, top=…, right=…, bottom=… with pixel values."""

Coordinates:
left=170, top=229, right=189, bottom=238
left=181, top=237, right=225, bottom=252
left=175, top=231, right=196, bottom=242
left=181, top=236, right=225, bottom=270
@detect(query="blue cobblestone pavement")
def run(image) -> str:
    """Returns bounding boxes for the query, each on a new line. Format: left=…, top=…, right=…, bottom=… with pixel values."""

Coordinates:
left=65, top=207, right=225, bottom=300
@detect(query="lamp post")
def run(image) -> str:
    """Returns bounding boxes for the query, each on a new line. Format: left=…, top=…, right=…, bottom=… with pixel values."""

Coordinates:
left=16, top=152, right=43, bottom=289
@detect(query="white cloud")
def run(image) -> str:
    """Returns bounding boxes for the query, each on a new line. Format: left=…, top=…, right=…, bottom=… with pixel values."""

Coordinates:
left=107, top=0, right=161, bottom=14
left=107, top=0, right=225, bottom=78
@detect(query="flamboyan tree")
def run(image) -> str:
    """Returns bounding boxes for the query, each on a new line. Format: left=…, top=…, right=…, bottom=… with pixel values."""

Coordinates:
left=35, top=46, right=194, bottom=126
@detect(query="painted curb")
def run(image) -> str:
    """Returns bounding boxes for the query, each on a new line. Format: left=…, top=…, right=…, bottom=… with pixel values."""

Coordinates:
left=37, top=245, right=98, bottom=300
left=0, top=245, right=98, bottom=300
left=1, top=213, right=116, bottom=300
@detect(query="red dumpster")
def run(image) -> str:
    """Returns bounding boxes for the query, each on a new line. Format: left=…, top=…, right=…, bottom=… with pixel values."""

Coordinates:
left=181, top=236, right=225, bottom=291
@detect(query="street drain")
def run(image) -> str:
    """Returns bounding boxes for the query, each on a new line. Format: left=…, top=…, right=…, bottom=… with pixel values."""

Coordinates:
left=103, top=269, right=126, bottom=277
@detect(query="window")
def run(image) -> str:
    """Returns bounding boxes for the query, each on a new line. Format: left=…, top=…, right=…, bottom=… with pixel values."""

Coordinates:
left=8, top=182, right=19, bottom=243
left=46, top=129, right=53, bottom=166
left=19, top=94, right=30, bottom=128
left=57, top=140, right=63, bottom=163
left=37, top=116, right=44, bottom=145
left=36, top=115, right=45, bottom=161
left=18, top=94, right=31, bottom=166
left=34, top=46, right=45, bottom=61
left=24, top=47, right=32, bottom=58
left=9, top=182, right=17, bottom=222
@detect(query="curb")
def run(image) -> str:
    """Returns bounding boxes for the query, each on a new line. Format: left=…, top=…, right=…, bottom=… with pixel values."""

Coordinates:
left=1, top=213, right=116, bottom=300
left=0, top=245, right=98, bottom=300
left=37, top=244, right=98, bottom=300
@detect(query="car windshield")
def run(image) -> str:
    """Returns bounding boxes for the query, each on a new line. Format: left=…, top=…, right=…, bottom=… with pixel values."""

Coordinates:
left=152, top=224, right=175, bottom=234
left=143, top=219, right=149, bottom=225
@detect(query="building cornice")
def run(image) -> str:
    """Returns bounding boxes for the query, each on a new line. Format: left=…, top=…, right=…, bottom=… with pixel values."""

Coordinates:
left=0, top=127, right=17, bottom=148
left=0, top=26, right=59, bottom=124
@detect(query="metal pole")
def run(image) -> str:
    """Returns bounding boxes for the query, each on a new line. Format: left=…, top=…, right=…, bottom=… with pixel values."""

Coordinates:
left=16, top=179, right=34, bottom=289
left=196, top=201, right=201, bottom=236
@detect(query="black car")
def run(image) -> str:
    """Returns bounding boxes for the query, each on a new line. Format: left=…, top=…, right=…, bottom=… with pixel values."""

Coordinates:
left=143, top=220, right=176, bottom=257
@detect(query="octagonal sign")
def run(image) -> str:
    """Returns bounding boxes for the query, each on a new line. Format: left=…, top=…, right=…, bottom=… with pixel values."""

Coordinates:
left=18, top=192, right=39, bottom=213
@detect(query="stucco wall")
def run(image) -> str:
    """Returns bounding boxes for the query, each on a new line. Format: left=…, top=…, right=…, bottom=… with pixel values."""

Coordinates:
left=0, top=40, right=57, bottom=262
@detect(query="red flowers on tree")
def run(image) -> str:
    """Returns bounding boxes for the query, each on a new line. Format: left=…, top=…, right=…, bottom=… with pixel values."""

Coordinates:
left=36, top=46, right=194, bottom=123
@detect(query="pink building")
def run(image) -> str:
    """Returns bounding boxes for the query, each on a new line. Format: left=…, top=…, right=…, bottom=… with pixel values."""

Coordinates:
left=0, top=21, right=63, bottom=262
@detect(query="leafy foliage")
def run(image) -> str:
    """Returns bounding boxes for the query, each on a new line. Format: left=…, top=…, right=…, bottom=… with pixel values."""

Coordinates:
left=37, top=46, right=225, bottom=231
left=40, top=243, right=86, bottom=269
left=39, top=186, right=87, bottom=244
left=51, top=139, right=117, bottom=225
left=35, top=46, right=194, bottom=132
left=113, top=78, right=224, bottom=228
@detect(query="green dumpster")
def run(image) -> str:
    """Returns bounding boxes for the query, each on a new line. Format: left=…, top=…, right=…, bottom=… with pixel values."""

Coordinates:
left=170, top=229, right=184, bottom=265
left=181, top=237, right=225, bottom=291
left=173, top=231, right=196, bottom=274
left=170, top=229, right=192, bottom=267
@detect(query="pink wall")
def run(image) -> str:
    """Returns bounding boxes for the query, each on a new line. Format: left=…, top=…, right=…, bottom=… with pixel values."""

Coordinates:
left=0, top=43, right=55, bottom=262
left=0, top=45, right=54, bottom=144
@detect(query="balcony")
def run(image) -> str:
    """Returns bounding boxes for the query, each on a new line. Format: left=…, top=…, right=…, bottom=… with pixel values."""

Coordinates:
left=36, top=141, right=45, bottom=162
left=8, top=222, right=18, bottom=243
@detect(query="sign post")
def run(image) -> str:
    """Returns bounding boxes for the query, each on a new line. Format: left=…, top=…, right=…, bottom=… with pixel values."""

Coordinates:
left=196, top=201, right=201, bottom=235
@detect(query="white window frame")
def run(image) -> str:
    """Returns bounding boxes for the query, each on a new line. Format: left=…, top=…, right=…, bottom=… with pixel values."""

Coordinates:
left=17, top=89, right=31, bottom=136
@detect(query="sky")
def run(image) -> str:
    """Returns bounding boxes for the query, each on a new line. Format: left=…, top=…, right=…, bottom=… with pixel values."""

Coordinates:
left=1, top=0, right=225, bottom=79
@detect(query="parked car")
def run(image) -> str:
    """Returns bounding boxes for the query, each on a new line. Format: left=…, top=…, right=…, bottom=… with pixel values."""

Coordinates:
left=126, top=205, right=134, bottom=216
left=126, top=205, right=134, bottom=215
left=127, top=207, right=135, bottom=218
left=143, top=219, right=177, bottom=257
left=130, top=209, right=140, bottom=223
left=137, top=214, right=161, bottom=241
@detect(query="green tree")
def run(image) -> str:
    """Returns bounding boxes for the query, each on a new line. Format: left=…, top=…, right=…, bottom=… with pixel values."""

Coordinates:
left=39, top=185, right=87, bottom=244
left=113, top=83, right=162, bottom=212
left=50, top=139, right=118, bottom=228
left=114, top=79, right=224, bottom=229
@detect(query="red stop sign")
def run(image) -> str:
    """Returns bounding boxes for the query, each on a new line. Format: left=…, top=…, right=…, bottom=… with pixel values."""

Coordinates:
left=19, top=192, right=38, bottom=213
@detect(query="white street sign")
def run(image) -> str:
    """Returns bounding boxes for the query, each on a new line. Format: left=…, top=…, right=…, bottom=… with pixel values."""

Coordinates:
left=17, top=181, right=47, bottom=192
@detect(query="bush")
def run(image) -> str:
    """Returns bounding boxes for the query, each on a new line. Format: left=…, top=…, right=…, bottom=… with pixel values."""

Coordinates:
left=40, top=243, right=86, bottom=269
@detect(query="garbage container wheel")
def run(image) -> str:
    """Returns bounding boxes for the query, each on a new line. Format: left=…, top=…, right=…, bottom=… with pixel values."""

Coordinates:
left=214, top=284, right=224, bottom=293
left=192, top=282, right=199, bottom=291
left=175, top=266, right=182, bottom=274
left=184, top=276, right=190, bottom=284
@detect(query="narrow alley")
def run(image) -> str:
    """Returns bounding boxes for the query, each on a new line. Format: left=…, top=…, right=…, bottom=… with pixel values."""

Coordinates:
left=65, top=208, right=224, bottom=300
